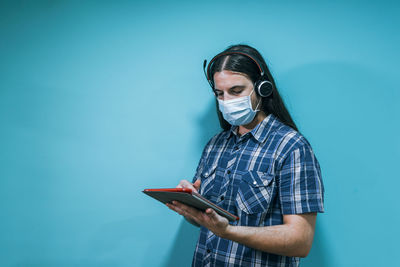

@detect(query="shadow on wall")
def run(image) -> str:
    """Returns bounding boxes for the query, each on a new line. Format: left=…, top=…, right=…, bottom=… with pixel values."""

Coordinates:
left=163, top=220, right=200, bottom=267
left=302, top=222, right=330, bottom=267
left=163, top=100, right=220, bottom=267
left=195, top=99, right=221, bottom=152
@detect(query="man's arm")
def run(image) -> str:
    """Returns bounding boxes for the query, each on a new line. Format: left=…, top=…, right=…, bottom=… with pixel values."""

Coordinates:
left=167, top=201, right=316, bottom=258
left=223, top=213, right=316, bottom=257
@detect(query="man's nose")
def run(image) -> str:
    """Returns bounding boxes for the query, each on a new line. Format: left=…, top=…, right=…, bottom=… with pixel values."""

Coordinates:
left=222, top=94, right=236, bottom=101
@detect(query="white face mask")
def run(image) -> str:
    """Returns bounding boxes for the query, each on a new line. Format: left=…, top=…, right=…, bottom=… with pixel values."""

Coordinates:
left=217, top=89, right=261, bottom=126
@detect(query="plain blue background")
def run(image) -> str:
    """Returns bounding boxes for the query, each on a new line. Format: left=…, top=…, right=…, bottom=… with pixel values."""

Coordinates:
left=1, top=1, right=399, bottom=266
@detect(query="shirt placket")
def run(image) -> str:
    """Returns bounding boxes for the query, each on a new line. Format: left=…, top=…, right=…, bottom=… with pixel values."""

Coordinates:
left=217, top=137, right=241, bottom=203
left=204, top=138, right=245, bottom=264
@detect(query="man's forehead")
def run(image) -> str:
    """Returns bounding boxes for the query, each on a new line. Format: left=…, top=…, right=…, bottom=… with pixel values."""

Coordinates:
left=214, top=71, right=251, bottom=90
left=214, top=70, right=249, bottom=80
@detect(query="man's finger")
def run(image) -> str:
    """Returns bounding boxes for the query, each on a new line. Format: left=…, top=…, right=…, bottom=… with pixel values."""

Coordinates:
left=178, top=180, right=195, bottom=190
left=206, top=208, right=216, bottom=217
left=173, top=201, right=198, bottom=216
left=206, top=208, right=222, bottom=223
left=193, top=179, right=201, bottom=191
left=168, top=202, right=187, bottom=217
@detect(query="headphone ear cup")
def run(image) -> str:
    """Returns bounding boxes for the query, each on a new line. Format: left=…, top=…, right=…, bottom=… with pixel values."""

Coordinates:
left=255, top=80, right=273, bottom=97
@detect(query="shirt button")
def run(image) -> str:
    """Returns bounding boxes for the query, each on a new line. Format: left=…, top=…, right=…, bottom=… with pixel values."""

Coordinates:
left=204, top=172, right=209, bottom=176
left=253, top=181, right=257, bottom=185
left=207, top=249, right=211, bottom=253
left=227, top=170, right=231, bottom=174
left=220, top=196, right=224, bottom=201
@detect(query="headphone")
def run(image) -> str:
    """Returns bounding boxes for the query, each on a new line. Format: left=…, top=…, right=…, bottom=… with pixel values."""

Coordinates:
left=203, top=51, right=273, bottom=98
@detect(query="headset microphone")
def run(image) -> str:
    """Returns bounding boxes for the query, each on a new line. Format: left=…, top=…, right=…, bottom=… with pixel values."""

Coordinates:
left=203, top=60, right=213, bottom=89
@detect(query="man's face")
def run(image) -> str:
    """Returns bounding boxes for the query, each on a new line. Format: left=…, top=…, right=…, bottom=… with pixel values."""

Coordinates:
left=213, top=70, right=260, bottom=109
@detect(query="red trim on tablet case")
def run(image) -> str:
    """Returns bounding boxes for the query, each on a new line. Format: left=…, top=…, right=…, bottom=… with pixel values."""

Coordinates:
left=143, top=188, right=193, bottom=193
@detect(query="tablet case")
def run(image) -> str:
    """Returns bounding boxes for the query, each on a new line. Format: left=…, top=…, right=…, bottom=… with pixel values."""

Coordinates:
left=143, top=188, right=239, bottom=222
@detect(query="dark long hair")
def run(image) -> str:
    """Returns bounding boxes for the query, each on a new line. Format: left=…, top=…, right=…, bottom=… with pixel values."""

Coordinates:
left=209, top=44, right=298, bottom=132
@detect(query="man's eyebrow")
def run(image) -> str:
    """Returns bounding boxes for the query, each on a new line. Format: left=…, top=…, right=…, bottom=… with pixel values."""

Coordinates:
left=214, top=85, right=246, bottom=91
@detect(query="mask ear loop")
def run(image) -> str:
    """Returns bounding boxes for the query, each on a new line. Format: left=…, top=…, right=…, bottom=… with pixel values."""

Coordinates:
left=254, top=98, right=262, bottom=112
left=249, top=88, right=262, bottom=112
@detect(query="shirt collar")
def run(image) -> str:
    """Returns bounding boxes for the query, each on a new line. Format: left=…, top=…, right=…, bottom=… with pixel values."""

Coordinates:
left=227, top=114, right=278, bottom=143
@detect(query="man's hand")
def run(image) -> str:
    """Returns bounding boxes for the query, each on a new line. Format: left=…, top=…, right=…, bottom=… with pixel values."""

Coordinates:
left=170, top=178, right=229, bottom=235
left=166, top=201, right=230, bottom=237
left=176, top=179, right=201, bottom=193
left=173, top=179, right=202, bottom=227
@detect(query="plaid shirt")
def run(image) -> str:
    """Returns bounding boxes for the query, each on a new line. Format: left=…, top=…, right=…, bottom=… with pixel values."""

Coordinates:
left=191, top=114, right=324, bottom=267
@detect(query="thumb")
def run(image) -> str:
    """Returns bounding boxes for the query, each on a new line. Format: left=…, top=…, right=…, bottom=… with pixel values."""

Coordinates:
left=193, top=179, right=201, bottom=190
left=206, top=208, right=218, bottom=221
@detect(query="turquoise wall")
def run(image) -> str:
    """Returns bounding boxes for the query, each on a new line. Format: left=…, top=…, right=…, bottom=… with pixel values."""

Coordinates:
left=1, top=1, right=399, bottom=266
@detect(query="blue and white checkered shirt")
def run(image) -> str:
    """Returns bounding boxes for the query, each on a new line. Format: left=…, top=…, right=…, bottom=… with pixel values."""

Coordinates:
left=191, top=114, right=324, bottom=267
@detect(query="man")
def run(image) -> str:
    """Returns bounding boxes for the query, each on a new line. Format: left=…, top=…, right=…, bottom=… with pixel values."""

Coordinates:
left=167, top=44, right=324, bottom=267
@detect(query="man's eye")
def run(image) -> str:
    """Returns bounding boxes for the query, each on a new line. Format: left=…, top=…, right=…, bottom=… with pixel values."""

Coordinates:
left=232, top=90, right=242, bottom=95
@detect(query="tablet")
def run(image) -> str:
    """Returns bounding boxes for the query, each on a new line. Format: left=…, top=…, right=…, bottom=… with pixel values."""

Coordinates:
left=143, top=188, right=239, bottom=222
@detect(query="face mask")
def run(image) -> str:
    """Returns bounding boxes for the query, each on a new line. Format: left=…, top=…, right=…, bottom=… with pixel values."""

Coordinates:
left=217, top=89, right=261, bottom=126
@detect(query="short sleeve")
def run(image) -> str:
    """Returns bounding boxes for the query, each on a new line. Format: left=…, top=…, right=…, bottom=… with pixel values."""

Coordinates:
left=191, top=138, right=213, bottom=184
left=278, top=144, right=325, bottom=215
left=192, top=151, right=206, bottom=184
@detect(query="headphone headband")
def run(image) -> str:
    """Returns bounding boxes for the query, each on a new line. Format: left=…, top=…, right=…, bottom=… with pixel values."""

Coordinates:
left=203, top=50, right=273, bottom=98
left=205, top=51, right=265, bottom=82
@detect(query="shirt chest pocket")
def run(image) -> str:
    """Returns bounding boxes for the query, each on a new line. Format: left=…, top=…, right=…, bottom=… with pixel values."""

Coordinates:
left=236, top=171, right=275, bottom=215
left=199, top=164, right=218, bottom=198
